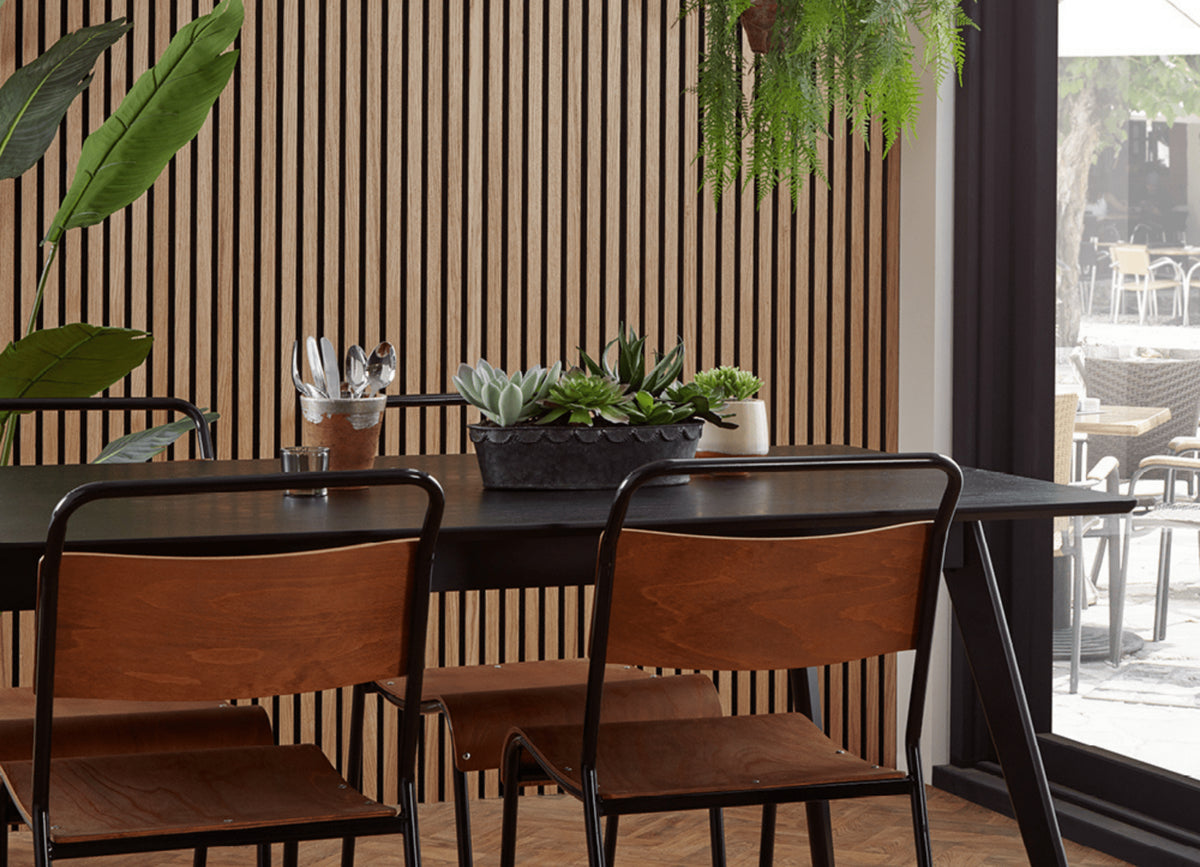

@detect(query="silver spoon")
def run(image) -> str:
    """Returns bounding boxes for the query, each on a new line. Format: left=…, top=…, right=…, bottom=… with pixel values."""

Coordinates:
left=305, top=336, right=328, bottom=398
left=366, top=341, right=397, bottom=395
left=345, top=344, right=368, bottom=398
left=291, top=340, right=319, bottom=397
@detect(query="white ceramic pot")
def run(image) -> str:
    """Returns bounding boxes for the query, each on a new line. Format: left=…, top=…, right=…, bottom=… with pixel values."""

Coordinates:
left=697, top=399, right=769, bottom=457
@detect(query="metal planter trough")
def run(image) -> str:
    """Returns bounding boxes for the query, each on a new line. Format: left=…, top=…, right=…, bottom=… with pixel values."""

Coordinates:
left=468, top=422, right=704, bottom=490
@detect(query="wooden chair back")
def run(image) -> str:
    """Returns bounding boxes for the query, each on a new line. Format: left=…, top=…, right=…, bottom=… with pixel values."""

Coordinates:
left=581, top=454, right=961, bottom=769
left=31, top=468, right=443, bottom=806
left=606, top=524, right=933, bottom=672
left=50, top=540, right=417, bottom=701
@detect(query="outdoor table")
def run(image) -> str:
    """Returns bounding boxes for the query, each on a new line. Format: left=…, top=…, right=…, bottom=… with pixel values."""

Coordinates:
left=0, top=447, right=1133, bottom=866
left=1073, top=404, right=1171, bottom=437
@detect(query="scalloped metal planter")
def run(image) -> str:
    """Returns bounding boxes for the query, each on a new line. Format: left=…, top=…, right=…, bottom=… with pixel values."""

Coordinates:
left=468, top=422, right=704, bottom=490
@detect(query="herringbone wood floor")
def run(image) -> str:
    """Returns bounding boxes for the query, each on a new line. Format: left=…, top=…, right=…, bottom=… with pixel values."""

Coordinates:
left=4, top=788, right=1127, bottom=866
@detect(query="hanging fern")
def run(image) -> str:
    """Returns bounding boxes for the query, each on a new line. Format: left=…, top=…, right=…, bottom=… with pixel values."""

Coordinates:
left=685, top=0, right=975, bottom=206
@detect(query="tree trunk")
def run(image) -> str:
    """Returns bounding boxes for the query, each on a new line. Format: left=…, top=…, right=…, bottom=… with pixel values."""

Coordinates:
left=1056, top=85, right=1104, bottom=346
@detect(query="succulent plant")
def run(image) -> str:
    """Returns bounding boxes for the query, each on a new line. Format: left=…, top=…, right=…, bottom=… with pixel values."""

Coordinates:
left=663, top=382, right=735, bottom=427
left=578, top=324, right=684, bottom=397
left=692, top=365, right=764, bottom=401
left=622, top=390, right=702, bottom=426
left=538, top=371, right=630, bottom=426
left=453, top=359, right=562, bottom=427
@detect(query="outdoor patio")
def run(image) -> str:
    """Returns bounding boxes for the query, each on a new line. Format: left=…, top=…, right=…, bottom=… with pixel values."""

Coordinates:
left=1052, top=314, right=1200, bottom=782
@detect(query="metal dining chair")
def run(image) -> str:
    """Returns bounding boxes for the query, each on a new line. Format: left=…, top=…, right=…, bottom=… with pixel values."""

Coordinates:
left=0, top=396, right=216, bottom=461
left=376, top=392, right=725, bottom=867
left=0, top=396, right=225, bottom=864
left=499, top=453, right=962, bottom=867
left=0, top=468, right=443, bottom=867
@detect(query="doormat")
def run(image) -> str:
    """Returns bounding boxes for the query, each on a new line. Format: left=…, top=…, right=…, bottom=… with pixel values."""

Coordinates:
left=1083, top=663, right=1200, bottom=709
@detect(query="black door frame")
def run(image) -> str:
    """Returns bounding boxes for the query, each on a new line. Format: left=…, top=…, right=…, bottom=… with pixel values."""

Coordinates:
left=940, top=0, right=1200, bottom=863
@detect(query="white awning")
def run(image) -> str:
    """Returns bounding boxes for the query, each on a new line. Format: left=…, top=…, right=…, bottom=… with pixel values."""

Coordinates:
left=1059, top=0, right=1200, bottom=57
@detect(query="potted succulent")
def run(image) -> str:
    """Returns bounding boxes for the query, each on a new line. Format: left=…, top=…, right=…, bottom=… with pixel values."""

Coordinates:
left=684, top=0, right=974, bottom=205
left=453, top=327, right=731, bottom=490
left=694, top=366, right=768, bottom=457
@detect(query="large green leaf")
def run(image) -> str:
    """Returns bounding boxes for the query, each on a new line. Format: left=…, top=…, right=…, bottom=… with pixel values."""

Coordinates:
left=92, top=410, right=218, bottom=463
left=0, top=19, right=132, bottom=180
left=45, top=0, right=243, bottom=243
left=0, top=323, right=153, bottom=426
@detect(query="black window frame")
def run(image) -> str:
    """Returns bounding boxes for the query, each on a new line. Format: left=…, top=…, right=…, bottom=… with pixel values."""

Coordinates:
left=942, top=1, right=1200, bottom=863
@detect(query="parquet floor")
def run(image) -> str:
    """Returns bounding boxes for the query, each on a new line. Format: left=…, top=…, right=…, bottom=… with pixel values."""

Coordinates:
left=5, top=788, right=1128, bottom=865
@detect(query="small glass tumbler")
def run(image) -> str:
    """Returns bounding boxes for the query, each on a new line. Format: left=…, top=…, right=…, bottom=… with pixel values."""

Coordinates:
left=280, top=445, right=330, bottom=496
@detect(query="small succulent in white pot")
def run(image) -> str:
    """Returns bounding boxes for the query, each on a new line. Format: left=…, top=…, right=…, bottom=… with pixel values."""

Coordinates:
left=693, top=365, right=769, bottom=456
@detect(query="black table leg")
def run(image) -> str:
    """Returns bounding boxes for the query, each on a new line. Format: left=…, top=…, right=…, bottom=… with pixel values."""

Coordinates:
left=944, top=522, right=1067, bottom=866
left=789, top=667, right=835, bottom=866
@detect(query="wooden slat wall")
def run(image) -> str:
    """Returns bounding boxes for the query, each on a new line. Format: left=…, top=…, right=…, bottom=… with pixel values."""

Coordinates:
left=0, top=1, right=901, bottom=805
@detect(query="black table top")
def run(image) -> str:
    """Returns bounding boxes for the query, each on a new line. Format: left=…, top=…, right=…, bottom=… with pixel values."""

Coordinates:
left=0, top=447, right=1133, bottom=556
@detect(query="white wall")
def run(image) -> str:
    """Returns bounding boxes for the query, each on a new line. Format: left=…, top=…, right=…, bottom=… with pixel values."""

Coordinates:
left=896, top=65, right=957, bottom=774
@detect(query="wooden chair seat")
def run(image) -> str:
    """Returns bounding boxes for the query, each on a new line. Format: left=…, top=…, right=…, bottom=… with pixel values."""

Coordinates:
left=380, top=661, right=718, bottom=773
left=0, top=699, right=273, bottom=763
left=511, top=712, right=906, bottom=802
left=1, top=744, right=396, bottom=845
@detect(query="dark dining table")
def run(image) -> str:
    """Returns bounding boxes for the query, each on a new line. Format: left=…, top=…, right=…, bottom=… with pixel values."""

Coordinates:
left=0, top=446, right=1133, bottom=866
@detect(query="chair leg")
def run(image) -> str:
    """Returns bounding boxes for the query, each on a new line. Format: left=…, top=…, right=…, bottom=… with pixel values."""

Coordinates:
left=907, top=744, right=934, bottom=867
left=282, top=841, right=298, bottom=867
left=31, top=810, right=49, bottom=867
left=451, top=766, right=474, bottom=867
left=192, top=848, right=208, bottom=867
left=804, top=801, right=835, bottom=866
left=257, top=843, right=272, bottom=867
left=1154, top=528, right=1174, bottom=641
left=708, top=808, right=726, bottom=867
left=582, top=778, right=606, bottom=867
left=340, top=837, right=355, bottom=867
left=500, top=740, right=524, bottom=867
left=1114, top=517, right=1133, bottom=667
left=399, top=777, right=421, bottom=867
left=0, top=790, right=12, bottom=867
left=758, top=803, right=776, bottom=867
left=604, top=815, right=619, bottom=865
left=1070, top=516, right=1085, bottom=694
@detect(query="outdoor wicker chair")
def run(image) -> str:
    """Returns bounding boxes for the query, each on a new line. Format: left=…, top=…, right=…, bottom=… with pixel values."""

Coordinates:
left=1081, top=357, right=1200, bottom=478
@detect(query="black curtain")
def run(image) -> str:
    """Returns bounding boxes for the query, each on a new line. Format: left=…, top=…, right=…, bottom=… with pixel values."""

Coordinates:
left=950, top=0, right=1059, bottom=763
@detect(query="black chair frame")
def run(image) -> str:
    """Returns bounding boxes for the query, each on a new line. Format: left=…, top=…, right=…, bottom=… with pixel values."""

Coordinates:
left=20, top=468, right=443, bottom=865
left=0, top=397, right=216, bottom=460
left=500, top=453, right=962, bottom=867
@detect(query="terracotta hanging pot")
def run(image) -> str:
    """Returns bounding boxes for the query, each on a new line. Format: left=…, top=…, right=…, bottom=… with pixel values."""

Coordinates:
left=740, top=0, right=778, bottom=54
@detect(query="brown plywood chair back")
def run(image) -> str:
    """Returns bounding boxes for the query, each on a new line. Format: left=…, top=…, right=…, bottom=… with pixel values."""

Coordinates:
left=605, top=523, right=933, bottom=672
left=49, top=540, right=417, bottom=702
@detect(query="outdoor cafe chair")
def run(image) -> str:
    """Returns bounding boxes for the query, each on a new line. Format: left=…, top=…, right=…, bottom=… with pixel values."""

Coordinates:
left=376, top=393, right=726, bottom=867
left=498, top=453, right=962, bottom=867
left=1109, top=244, right=1184, bottom=325
left=1121, top=444, right=1200, bottom=649
left=0, top=467, right=443, bottom=866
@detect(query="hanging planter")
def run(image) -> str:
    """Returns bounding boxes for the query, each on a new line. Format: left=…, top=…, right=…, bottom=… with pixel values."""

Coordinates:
left=684, top=0, right=975, bottom=205
left=739, top=0, right=777, bottom=53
